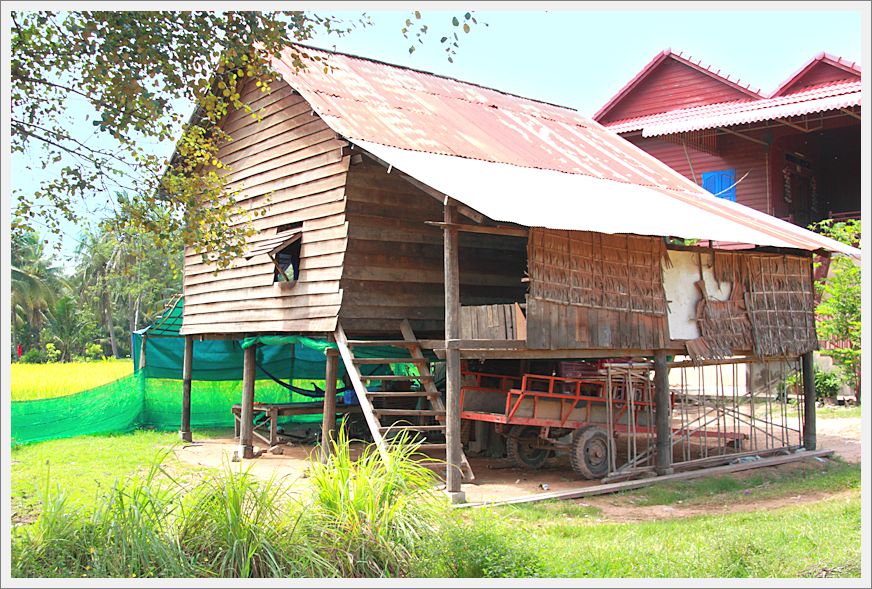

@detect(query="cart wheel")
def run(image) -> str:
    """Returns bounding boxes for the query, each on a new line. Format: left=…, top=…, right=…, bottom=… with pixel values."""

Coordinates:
left=570, top=426, right=612, bottom=479
left=506, top=426, right=550, bottom=470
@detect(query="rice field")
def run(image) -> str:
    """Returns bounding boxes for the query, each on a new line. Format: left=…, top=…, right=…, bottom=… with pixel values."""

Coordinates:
left=10, top=359, right=133, bottom=401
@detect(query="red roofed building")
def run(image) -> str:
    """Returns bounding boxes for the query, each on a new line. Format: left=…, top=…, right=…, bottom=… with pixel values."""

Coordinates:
left=594, top=51, right=861, bottom=229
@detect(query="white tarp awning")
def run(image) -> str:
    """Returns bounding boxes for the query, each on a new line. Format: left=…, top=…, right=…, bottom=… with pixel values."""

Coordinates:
left=352, top=139, right=859, bottom=257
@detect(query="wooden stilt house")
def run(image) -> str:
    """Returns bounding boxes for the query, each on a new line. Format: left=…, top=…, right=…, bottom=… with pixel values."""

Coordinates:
left=178, top=45, right=859, bottom=501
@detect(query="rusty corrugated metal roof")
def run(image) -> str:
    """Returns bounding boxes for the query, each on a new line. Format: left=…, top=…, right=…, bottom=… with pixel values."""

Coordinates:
left=269, top=45, right=859, bottom=257
left=604, top=79, right=861, bottom=135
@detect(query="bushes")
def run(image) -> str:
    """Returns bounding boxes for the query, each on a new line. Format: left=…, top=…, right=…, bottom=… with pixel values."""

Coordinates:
left=814, top=368, right=843, bottom=402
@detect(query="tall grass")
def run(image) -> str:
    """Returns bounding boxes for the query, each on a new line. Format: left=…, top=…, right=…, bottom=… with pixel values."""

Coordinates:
left=12, top=433, right=448, bottom=578
left=306, top=428, right=444, bottom=576
left=11, top=359, right=133, bottom=400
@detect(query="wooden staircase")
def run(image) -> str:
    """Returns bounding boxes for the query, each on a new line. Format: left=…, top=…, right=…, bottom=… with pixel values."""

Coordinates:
left=334, top=320, right=474, bottom=481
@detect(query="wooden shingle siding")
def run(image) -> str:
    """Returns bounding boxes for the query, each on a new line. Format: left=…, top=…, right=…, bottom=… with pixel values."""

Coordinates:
left=338, top=158, right=527, bottom=336
left=180, top=77, right=349, bottom=336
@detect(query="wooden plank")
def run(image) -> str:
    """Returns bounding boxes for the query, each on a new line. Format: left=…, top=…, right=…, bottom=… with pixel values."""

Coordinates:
left=228, top=157, right=349, bottom=202
left=220, top=118, right=331, bottom=163
left=182, top=304, right=342, bottom=326
left=221, top=124, right=336, bottom=168
left=226, top=139, right=343, bottom=186
left=184, top=280, right=341, bottom=306
left=220, top=109, right=325, bottom=157
left=334, top=323, right=390, bottom=462
left=180, top=335, right=193, bottom=442
left=225, top=130, right=342, bottom=175
left=231, top=177, right=346, bottom=219
left=457, top=450, right=835, bottom=508
left=180, top=316, right=338, bottom=335
left=184, top=292, right=342, bottom=316
left=222, top=94, right=309, bottom=135
left=227, top=149, right=343, bottom=193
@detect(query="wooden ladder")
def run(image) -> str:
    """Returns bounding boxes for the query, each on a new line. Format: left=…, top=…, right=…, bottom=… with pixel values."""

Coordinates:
left=334, top=320, right=474, bottom=482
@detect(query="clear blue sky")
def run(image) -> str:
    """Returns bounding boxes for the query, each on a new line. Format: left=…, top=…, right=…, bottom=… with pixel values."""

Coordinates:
left=14, top=6, right=865, bottom=263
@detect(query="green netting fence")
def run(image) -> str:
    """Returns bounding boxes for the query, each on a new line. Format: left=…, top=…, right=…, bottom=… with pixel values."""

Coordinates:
left=19, top=318, right=446, bottom=446
left=11, top=296, right=439, bottom=446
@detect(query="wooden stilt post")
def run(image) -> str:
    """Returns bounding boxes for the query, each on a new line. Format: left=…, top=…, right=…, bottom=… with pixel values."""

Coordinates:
left=239, top=344, right=256, bottom=459
left=321, top=348, right=339, bottom=462
left=443, top=201, right=465, bottom=503
left=654, top=350, right=673, bottom=475
left=802, top=351, right=816, bottom=450
left=180, top=335, right=193, bottom=442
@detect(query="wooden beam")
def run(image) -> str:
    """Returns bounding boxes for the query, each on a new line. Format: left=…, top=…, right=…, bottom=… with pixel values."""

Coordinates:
left=716, top=126, right=769, bottom=147
left=458, top=449, right=834, bottom=508
left=320, top=348, right=339, bottom=462
left=238, top=345, right=257, bottom=459
left=424, top=221, right=529, bottom=238
left=443, top=203, right=465, bottom=502
left=802, top=351, right=816, bottom=450
left=840, top=108, right=861, bottom=120
left=654, top=350, right=672, bottom=475
left=180, top=335, right=193, bottom=442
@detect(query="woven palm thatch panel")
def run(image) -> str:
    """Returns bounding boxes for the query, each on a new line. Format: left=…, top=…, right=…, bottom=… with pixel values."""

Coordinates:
left=693, top=280, right=753, bottom=359
left=745, top=254, right=818, bottom=357
left=526, top=229, right=669, bottom=350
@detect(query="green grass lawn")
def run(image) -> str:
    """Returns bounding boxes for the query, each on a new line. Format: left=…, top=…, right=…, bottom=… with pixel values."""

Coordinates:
left=11, top=359, right=133, bottom=400
left=492, top=494, right=860, bottom=577
left=613, top=458, right=860, bottom=507
left=10, top=429, right=222, bottom=520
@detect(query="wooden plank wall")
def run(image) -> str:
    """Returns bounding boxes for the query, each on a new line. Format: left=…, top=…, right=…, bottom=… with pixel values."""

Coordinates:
left=181, top=77, right=350, bottom=335
left=339, top=158, right=528, bottom=336
left=526, top=229, right=669, bottom=350
left=460, top=304, right=526, bottom=340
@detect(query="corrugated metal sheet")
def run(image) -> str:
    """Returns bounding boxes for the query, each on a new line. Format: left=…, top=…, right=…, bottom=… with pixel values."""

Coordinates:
left=604, top=79, right=861, bottom=135
left=352, top=140, right=857, bottom=256
left=272, top=46, right=859, bottom=257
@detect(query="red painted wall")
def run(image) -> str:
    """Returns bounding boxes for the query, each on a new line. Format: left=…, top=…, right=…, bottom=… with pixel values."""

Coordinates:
left=599, top=59, right=756, bottom=124
left=626, top=134, right=770, bottom=213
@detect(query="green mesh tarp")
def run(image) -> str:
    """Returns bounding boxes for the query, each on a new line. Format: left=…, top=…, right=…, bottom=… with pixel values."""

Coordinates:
left=12, top=296, right=440, bottom=446
left=12, top=374, right=144, bottom=445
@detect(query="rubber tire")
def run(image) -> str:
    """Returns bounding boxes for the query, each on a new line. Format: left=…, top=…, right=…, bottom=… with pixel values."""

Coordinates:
left=506, top=426, right=550, bottom=470
left=570, top=426, right=612, bottom=479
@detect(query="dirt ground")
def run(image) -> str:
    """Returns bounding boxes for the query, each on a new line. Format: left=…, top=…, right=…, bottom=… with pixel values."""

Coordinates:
left=174, top=414, right=861, bottom=508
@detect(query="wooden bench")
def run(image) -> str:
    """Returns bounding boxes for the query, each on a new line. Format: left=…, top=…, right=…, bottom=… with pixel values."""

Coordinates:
left=231, top=401, right=362, bottom=447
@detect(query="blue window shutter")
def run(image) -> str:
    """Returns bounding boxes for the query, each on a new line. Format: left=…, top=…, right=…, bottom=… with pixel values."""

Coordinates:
left=701, top=169, right=736, bottom=201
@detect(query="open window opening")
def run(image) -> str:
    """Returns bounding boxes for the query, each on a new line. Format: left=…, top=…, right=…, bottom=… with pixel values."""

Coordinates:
left=243, top=222, right=303, bottom=285
left=272, top=237, right=302, bottom=283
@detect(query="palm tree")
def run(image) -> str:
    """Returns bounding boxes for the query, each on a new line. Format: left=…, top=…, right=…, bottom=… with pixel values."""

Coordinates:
left=76, top=231, right=121, bottom=358
left=11, top=231, right=66, bottom=353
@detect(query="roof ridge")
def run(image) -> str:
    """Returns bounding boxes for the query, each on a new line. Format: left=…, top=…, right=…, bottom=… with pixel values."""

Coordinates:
left=290, top=41, right=580, bottom=114
left=593, top=49, right=762, bottom=121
